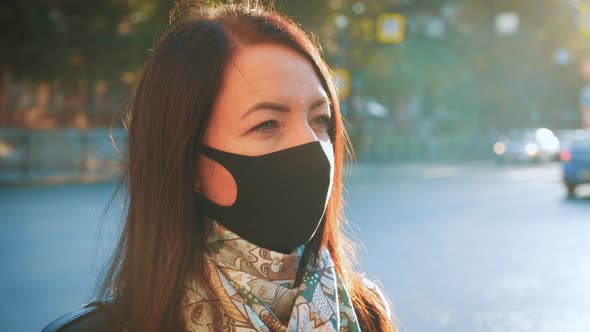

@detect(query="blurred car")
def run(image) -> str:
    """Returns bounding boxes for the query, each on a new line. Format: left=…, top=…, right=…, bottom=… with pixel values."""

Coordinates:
left=555, top=129, right=590, bottom=152
left=493, top=128, right=560, bottom=163
left=561, top=135, right=590, bottom=197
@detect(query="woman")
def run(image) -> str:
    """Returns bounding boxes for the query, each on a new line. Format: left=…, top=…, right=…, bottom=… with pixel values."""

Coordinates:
left=43, top=1, right=395, bottom=331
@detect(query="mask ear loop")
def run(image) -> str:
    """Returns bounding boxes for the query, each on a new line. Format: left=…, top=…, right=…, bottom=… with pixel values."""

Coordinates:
left=193, top=162, right=201, bottom=193
left=193, top=147, right=205, bottom=194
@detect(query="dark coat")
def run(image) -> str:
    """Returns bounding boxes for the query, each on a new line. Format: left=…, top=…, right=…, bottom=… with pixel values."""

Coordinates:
left=42, top=299, right=128, bottom=332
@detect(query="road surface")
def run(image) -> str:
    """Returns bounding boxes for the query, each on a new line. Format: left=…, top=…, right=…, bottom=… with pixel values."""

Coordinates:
left=1, top=162, right=589, bottom=331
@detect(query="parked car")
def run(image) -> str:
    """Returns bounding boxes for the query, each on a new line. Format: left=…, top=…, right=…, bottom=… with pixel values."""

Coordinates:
left=493, top=128, right=560, bottom=163
left=561, top=135, right=590, bottom=197
left=555, top=129, right=590, bottom=153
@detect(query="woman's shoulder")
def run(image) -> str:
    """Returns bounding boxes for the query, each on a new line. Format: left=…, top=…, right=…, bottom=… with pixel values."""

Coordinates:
left=362, top=276, right=392, bottom=318
left=42, top=298, right=128, bottom=332
left=360, top=276, right=396, bottom=331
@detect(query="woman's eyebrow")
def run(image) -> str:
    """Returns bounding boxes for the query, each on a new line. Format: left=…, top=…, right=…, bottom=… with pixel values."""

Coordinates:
left=242, top=97, right=330, bottom=119
left=310, top=98, right=330, bottom=110
left=242, top=101, right=290, bottom=119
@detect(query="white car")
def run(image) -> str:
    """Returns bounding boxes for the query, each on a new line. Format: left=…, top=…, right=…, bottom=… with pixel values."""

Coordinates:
left=493, top=128, right=560, bottom=163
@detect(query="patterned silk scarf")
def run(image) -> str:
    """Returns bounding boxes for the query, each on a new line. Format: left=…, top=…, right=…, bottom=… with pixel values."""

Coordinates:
left=183, top=220, right=361, bottom=332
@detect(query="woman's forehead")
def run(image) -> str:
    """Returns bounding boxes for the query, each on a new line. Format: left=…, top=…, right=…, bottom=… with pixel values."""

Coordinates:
left=220, top=43, right=327, bottom=103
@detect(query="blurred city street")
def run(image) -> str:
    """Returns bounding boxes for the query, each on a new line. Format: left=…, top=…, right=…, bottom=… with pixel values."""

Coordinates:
left=3, top=0, right=590, bottom=331
left=1, top=161, right=589, bottom=331
left=346, top=162, right=590, bottom=332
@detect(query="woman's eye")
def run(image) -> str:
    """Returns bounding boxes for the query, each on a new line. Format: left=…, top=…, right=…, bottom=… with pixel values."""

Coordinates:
left=254, top=120, right=278, bottom=132
left=312, top=116, right=332, bottom=129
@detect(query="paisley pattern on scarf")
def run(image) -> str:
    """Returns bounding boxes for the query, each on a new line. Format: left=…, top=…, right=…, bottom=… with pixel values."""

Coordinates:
left=182, top=220, right=361, bottom=332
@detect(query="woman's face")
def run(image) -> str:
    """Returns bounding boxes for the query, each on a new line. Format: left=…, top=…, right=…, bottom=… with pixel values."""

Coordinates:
left=196, top=43, right=332, bottom=206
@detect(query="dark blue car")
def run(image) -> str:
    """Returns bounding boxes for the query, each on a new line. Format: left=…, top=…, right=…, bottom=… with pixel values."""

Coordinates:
left=562, top=136, right=590, bottom=197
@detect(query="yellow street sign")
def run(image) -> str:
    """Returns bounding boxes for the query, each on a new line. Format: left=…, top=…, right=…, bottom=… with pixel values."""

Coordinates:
left=333, top=69, right=351, bottom=100
left=581, top=3, right=590, bottom=36
left=377, top=13, right=405, bottom=44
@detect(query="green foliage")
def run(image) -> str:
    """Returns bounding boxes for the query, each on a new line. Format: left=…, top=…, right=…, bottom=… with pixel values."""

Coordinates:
left=0, top=0, right=173, bottom=80
left=0, top=0, right=60, bottom=79
left=2, top=0, right=590, bottom=130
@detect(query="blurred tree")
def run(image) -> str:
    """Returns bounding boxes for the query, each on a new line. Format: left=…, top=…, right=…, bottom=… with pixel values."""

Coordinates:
left=459, top=0, right=589, bottom=130
left=2, top=0, right=589, bottom=131
left=0, top=0, right=176, bottom=126
left=0, top=0, right=60, bottom=79
left=49, top=0, right=130, bottom=120
left=276, top=0, right=332, bottom=31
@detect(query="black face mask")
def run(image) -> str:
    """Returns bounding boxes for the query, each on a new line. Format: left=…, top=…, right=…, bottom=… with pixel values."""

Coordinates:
left=195, top=141, right=334, bottom=254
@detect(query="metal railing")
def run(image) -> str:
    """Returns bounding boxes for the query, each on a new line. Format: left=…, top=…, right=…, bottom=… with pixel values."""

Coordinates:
left=0, top=128, right=125, bottom=184
left=0, top=128, right=494, bottom=185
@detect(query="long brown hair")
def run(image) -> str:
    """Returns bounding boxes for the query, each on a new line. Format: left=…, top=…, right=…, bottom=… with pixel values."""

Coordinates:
left=99, top=1, right=395, bottom=331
